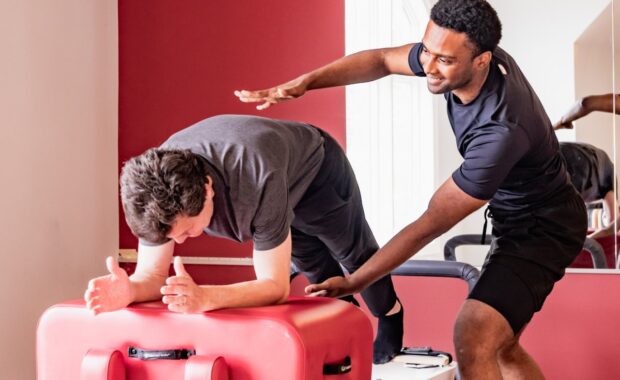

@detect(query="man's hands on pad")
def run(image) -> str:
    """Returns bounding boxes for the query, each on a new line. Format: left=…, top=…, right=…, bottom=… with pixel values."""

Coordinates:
left=85, top=256, right=216, bottom=315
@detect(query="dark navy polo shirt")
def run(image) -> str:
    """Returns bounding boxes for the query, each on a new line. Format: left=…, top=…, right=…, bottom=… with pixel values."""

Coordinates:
left=408, top=43, right=573, bottom=211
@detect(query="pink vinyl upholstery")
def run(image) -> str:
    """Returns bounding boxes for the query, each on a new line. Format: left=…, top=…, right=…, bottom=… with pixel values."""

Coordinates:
left=80, top=349, right=125, bottom=380
left=38, top=297, right=372, bottom=379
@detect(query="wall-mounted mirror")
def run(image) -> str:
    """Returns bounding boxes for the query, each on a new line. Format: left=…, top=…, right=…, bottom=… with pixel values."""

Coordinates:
left=613, top=0, right=619, bottom=269
left=346, top=0, right=619, bottom=272
left=570, top=1, right=618, bottom=270
left=467, top=0, right=617, bottom=271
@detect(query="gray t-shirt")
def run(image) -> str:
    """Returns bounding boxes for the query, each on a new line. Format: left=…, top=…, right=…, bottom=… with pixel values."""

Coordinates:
left=160, top=114, right=325, bottom=250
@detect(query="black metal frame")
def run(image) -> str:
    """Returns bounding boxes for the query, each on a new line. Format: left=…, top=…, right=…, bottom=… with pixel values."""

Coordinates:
left=443, top=234, right=608, bottom=269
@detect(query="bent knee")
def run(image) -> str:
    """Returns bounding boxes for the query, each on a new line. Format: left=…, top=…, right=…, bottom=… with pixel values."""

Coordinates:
left=454, top=300, right=515, bottom=356
left=497, top=336, right=525, bottom=364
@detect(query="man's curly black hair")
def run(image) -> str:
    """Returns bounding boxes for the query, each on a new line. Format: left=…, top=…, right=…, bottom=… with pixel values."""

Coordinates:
left=430, top=0, right=502, bottom=56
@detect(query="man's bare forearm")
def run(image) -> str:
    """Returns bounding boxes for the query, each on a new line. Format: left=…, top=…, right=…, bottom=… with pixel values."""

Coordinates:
left=200, top=278, right=290, bottom=311
left=563, top=94, right=620, bottom=125
left=129, top=272, right=168, bottom=303
left=301, top=45, right=414, bottom=91
left=347, top=208, right=452, bottom=291
left=347, top=178, right=487, bottom=292
left=130, top=241, right=175, bottom=303
left=302, top=49, right=391, bottom=91
left=582, top=93, right=620, bottom=115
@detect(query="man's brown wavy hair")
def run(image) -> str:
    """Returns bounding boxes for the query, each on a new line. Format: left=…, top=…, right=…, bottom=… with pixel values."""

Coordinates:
left=120, top=148, right=208, bottom=244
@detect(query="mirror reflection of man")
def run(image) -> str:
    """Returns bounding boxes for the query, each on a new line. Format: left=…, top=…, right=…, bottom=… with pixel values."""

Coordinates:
left=235, top=0, right=586, bottom=378
left=554, top=93, right=620, bottom=239
left=559, top=142, right=616, bottom=238
left=84, top=115, right=403, bottom=364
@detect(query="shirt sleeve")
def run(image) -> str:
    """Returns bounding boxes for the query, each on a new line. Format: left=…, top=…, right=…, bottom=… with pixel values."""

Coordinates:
left=408, top=43, right=426, bottom=77
left=138, top=238, right=171, bottom=247
left=452, top=123, right=531, bottom=200
left=251, top=170, right=293, bottom=251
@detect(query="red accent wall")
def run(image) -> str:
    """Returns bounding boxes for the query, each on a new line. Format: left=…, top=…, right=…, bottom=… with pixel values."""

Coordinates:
left=118, top=0, right=345, bottom=257
left=294, top=272, right=620, bottom=379
left=390, top=273, right=620, bottom=379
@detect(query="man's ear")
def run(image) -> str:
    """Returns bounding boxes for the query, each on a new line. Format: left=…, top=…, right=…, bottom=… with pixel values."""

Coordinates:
left=474, top=51, right=492, bottom=70
left=205, top=176, right=214, bottom=199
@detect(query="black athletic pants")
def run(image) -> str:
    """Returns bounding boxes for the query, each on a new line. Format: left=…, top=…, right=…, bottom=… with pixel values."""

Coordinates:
left=290, top=129, right=398, bottom=317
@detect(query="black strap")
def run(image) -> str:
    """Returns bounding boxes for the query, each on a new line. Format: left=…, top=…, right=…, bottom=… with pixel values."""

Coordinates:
left=128, top=347, right=195, bottom=361
left=323, top=356, right=352, bottom=375
left=481, top=206, right=492, bottom=244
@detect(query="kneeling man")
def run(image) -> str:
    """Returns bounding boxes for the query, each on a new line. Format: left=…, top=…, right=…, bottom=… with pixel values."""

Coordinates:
left=84, top=114, right=403, bottom=363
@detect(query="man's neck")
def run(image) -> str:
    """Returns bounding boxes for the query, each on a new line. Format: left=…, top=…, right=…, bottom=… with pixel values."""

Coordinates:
left=452, top=65, right=491, bottom=105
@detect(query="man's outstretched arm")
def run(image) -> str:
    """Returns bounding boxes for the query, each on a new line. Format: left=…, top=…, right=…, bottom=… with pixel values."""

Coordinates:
left=306, top=177, right=488, bottom=298
left=234, top=44, right=414, bottom=110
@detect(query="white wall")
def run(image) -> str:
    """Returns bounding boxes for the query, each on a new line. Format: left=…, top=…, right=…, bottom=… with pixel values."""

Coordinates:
left=492, top=0, right=610, bottom=128
left=0, top=1, right=118, bottom=378
left=345, top=0, right=438, bottom=254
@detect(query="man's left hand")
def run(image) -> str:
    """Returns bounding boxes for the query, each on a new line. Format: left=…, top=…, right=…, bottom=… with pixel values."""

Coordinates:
left=161, top=256, right=212, bottom=313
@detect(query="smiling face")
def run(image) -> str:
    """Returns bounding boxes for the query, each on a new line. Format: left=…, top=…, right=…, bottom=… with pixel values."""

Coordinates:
left=166, top=178, right=215, bottom=244
left=419, top=21, right=488, bottom=96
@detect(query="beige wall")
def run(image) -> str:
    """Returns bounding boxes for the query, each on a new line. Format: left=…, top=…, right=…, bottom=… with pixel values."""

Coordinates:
left=0, top=1, right=118, bottom=378
left=575, top=22, right=613, bottom=154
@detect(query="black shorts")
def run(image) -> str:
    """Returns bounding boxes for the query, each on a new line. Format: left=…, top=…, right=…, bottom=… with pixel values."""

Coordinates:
left=468, top=191, right=587, bottom=333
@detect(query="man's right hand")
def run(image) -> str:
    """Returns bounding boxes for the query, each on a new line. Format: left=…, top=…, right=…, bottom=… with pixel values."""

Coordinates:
left=84, top=256, right=133, bottom=315
left=552, top=120, right=575, bottom=130
left=234, top=77, right=307, bottom=110
left=304, top=275, right=361, bottom=299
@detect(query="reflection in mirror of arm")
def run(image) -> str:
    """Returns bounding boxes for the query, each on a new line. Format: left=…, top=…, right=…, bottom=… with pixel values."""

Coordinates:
left=554, top=94, right=620, bottom=130
left=581, top=93, right=620, bottom=115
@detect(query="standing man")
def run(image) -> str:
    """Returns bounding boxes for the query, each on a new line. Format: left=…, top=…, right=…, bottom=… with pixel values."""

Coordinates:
left=84, top=114, right=403, bottom=364
left=235, top=0, right=586, bottom=378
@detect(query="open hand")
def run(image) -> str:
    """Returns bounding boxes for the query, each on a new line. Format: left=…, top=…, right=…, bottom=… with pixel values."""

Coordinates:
left=234, top=77, right=307, bottom=110
left=84, top=256, right=132, bottom=315
left=161, top=256, right=208, bottom=313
